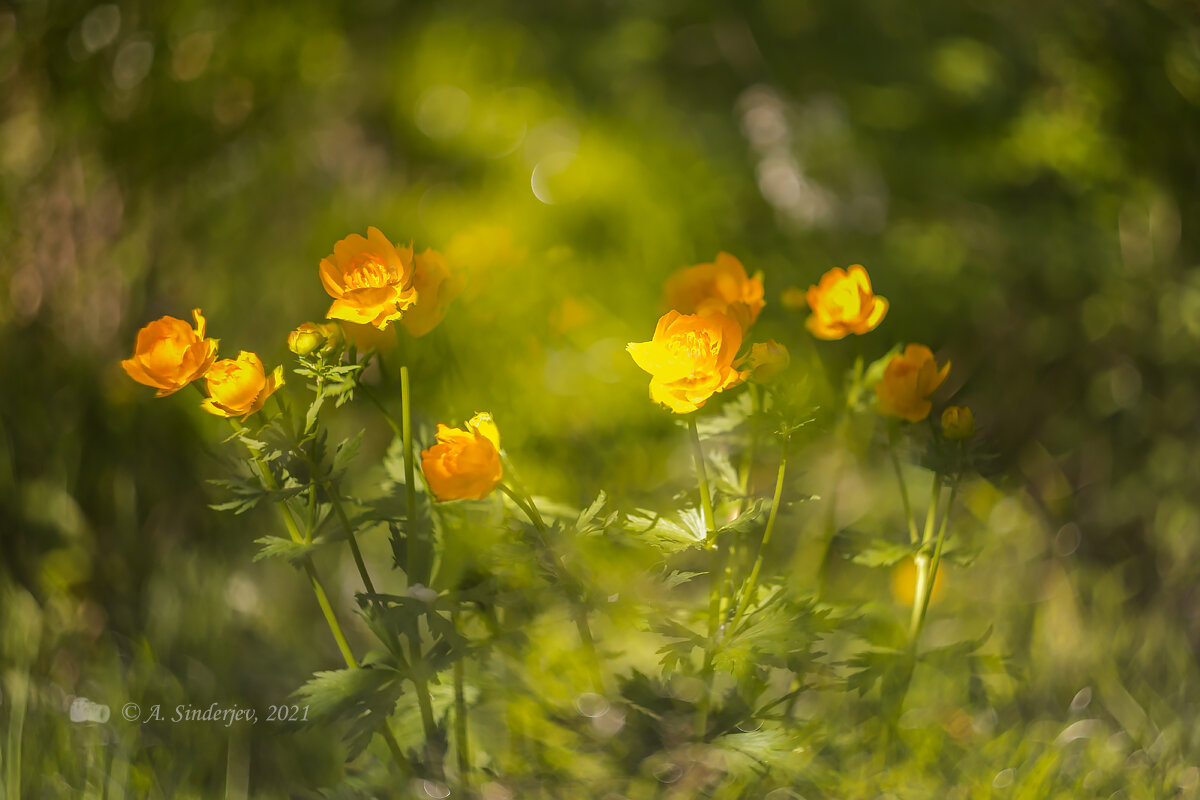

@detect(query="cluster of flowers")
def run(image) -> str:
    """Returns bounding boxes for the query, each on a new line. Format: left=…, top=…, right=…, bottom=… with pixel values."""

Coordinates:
left=122, top=227, right=500, bottom=502
left=627, top=257, right=972, bottom=434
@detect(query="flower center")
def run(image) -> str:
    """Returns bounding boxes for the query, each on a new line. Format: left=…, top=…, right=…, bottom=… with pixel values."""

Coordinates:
left=668, top=330, right=718, bottom=364
left=343, top=254, right=395, bottom=290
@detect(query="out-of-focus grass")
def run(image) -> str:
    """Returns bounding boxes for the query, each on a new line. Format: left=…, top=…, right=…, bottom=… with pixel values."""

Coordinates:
left=4, top=0, right=1200, bottom=795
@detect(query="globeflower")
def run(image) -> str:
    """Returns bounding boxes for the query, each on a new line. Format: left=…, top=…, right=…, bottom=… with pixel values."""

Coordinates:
left=663, top=252, right=765, bottom=333
left=744, top=339, right=790, bottom=383
left=287, top=322, right=341, bottom=356
left=941, top=405, right=975, bottom=440
left=804, top=265, right=888, bottom=340
left=401, top=248, right=463, bottom=338
left=421, top=412, right=504, bottom=502
left=319, top=227, right=418, bottom=329
left=627, top=310, right=746, bottom=414
left=121, top=309, right=219, bottom=396
left=200, top=351, right=285, bottom=419
left=874, top=344, right=950, bottom=422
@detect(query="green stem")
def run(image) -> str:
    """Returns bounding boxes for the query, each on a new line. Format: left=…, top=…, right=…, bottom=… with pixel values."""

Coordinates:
left=230, top=421, right=413, bottom=776
left=408, top=628, right=444, bottom=781
left=888, top=426, right=920, bottom=545
left=909, top=472, right=943, bottom=640
left=500, top=484, right=604, bottom=692
left=688, top=416, right=716, bottom=541
left=916, top=475, right=960, bottom=633
left=689, top=416, right=720, bottom=741
left=401, top=365, right=423, bottom=585
left=731, top=432, right=790, bottom=631
left=453, top=612, right=471, bottom=789
left=326, top=487, right=377, bottom=596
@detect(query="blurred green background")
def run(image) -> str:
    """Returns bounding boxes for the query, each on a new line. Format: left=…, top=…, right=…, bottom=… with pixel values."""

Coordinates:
left=4, top=0, right=1200, bottom=794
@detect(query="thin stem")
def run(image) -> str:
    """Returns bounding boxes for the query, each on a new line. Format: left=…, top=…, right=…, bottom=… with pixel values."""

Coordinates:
left=229, top=421, right=413, bottom=776
left=917, top=475, right=960, bottom=631
left=688, top=416, right=716, bottom=541
left=401, top=365, right=423, bottom=585
left=888, top=426, right=920, bottom=545
left=453, top=612, right=471, bottom=789
left=326, top=487, right=377, bottom=596
left=731, top=432, right=791, bottom=631
left=500, top=483, right=604, bottom=692
left=689, top=415, right=721, bottom=741
left=909, top=472, right=943, bottom=640
left=408, top=629, right=443, bottom=781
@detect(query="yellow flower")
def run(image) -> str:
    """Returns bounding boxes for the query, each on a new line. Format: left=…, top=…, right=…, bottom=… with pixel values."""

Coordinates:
left=121, top=309, right=219, bottom=396
left=627, top=311, right=746, bottom=414
left=421, top=413, right=503, bottom=502
left=804, top=265, right=888, bottom=340
left=200, top=351, right=284, bottom=419
left=874, top=344, right=950, bottom=422
left=287, top=322, right=340, bottom=356
left=319, top=227, right=417, bottom=329
left=663, top=252, right=765, bottom=332
left=744, top=339, right=790, bottom=383
left=941, top=405, right=975, bottom=440
left=401, top=248, right=463, bottom=338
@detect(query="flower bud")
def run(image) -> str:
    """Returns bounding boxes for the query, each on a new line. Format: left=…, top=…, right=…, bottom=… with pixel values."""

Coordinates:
left=941, top=405, right=975, bottom=440
left=745, top=339, right=790, bottom=383
left=288, top=323, right=328, bottom=356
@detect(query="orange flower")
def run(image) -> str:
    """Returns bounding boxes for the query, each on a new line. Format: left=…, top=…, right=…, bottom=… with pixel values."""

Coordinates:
left=200, top=351, right=284, bottom=419
left=663, top=252, right=765, bottom=332
left=627, top=311, right=746, bottom=414
left=744, top=339, right=790, bottom=383
left=319, top=227, right=417, bottom=329
left=121, top=309, right=219, bottom=396
left=401, top=248, right=463, bottom=337
left=421, top=412, right=503, bottom=502
left=874, top=344, right=950, bottom=422
left=804, top=265, right=888, bottom=340
left=941, top=405, right=975, bottom=440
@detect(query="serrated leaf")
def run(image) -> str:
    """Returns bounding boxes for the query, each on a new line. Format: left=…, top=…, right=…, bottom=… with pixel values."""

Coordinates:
left=330, top=430, right=364, bottom=479
left=623, top=509, right=707, bottom=553
left=715, top=498, right=769, bottom=537
left=575, top=490, right=607, bottom=530
left=849, top=539, right=918, bottom=568
left=294, top=666, right=403, bottom=760
left=662, top=570, right=703, bottom=589
left=252, top=535, right=326, bottom=564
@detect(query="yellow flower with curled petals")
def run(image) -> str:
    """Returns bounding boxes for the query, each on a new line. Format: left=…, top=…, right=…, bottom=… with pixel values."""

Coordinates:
left=121, top=309, right=219, bottom=396
left=627, top=311, right=746, bottom=414
left=421, top=413, right=504, bottom=502
left=804, top=265, right=888, bottom=340
left=663, top=252, right=765, bottom=333
left=319, top=227, right=417, bottom=330
left=874, top=344, right=950, bottom=422
left=401, top=248, right=463, bottom=338
left=201, top=351, right=284, bottom=419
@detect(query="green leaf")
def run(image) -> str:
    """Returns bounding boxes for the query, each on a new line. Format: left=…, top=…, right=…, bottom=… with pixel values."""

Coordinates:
left=849, top=539, right=919, bottom=568
left=330, top=430, right=364, bottom=479
left=714, top=498, right=769, bottom=537
left=252, top=536, right=327, bottom=564
left=623, top=509, right=707, bottom=553
left=575, top=490, right=607, bottom=531
left=294, top=666, right=404, bottom=760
